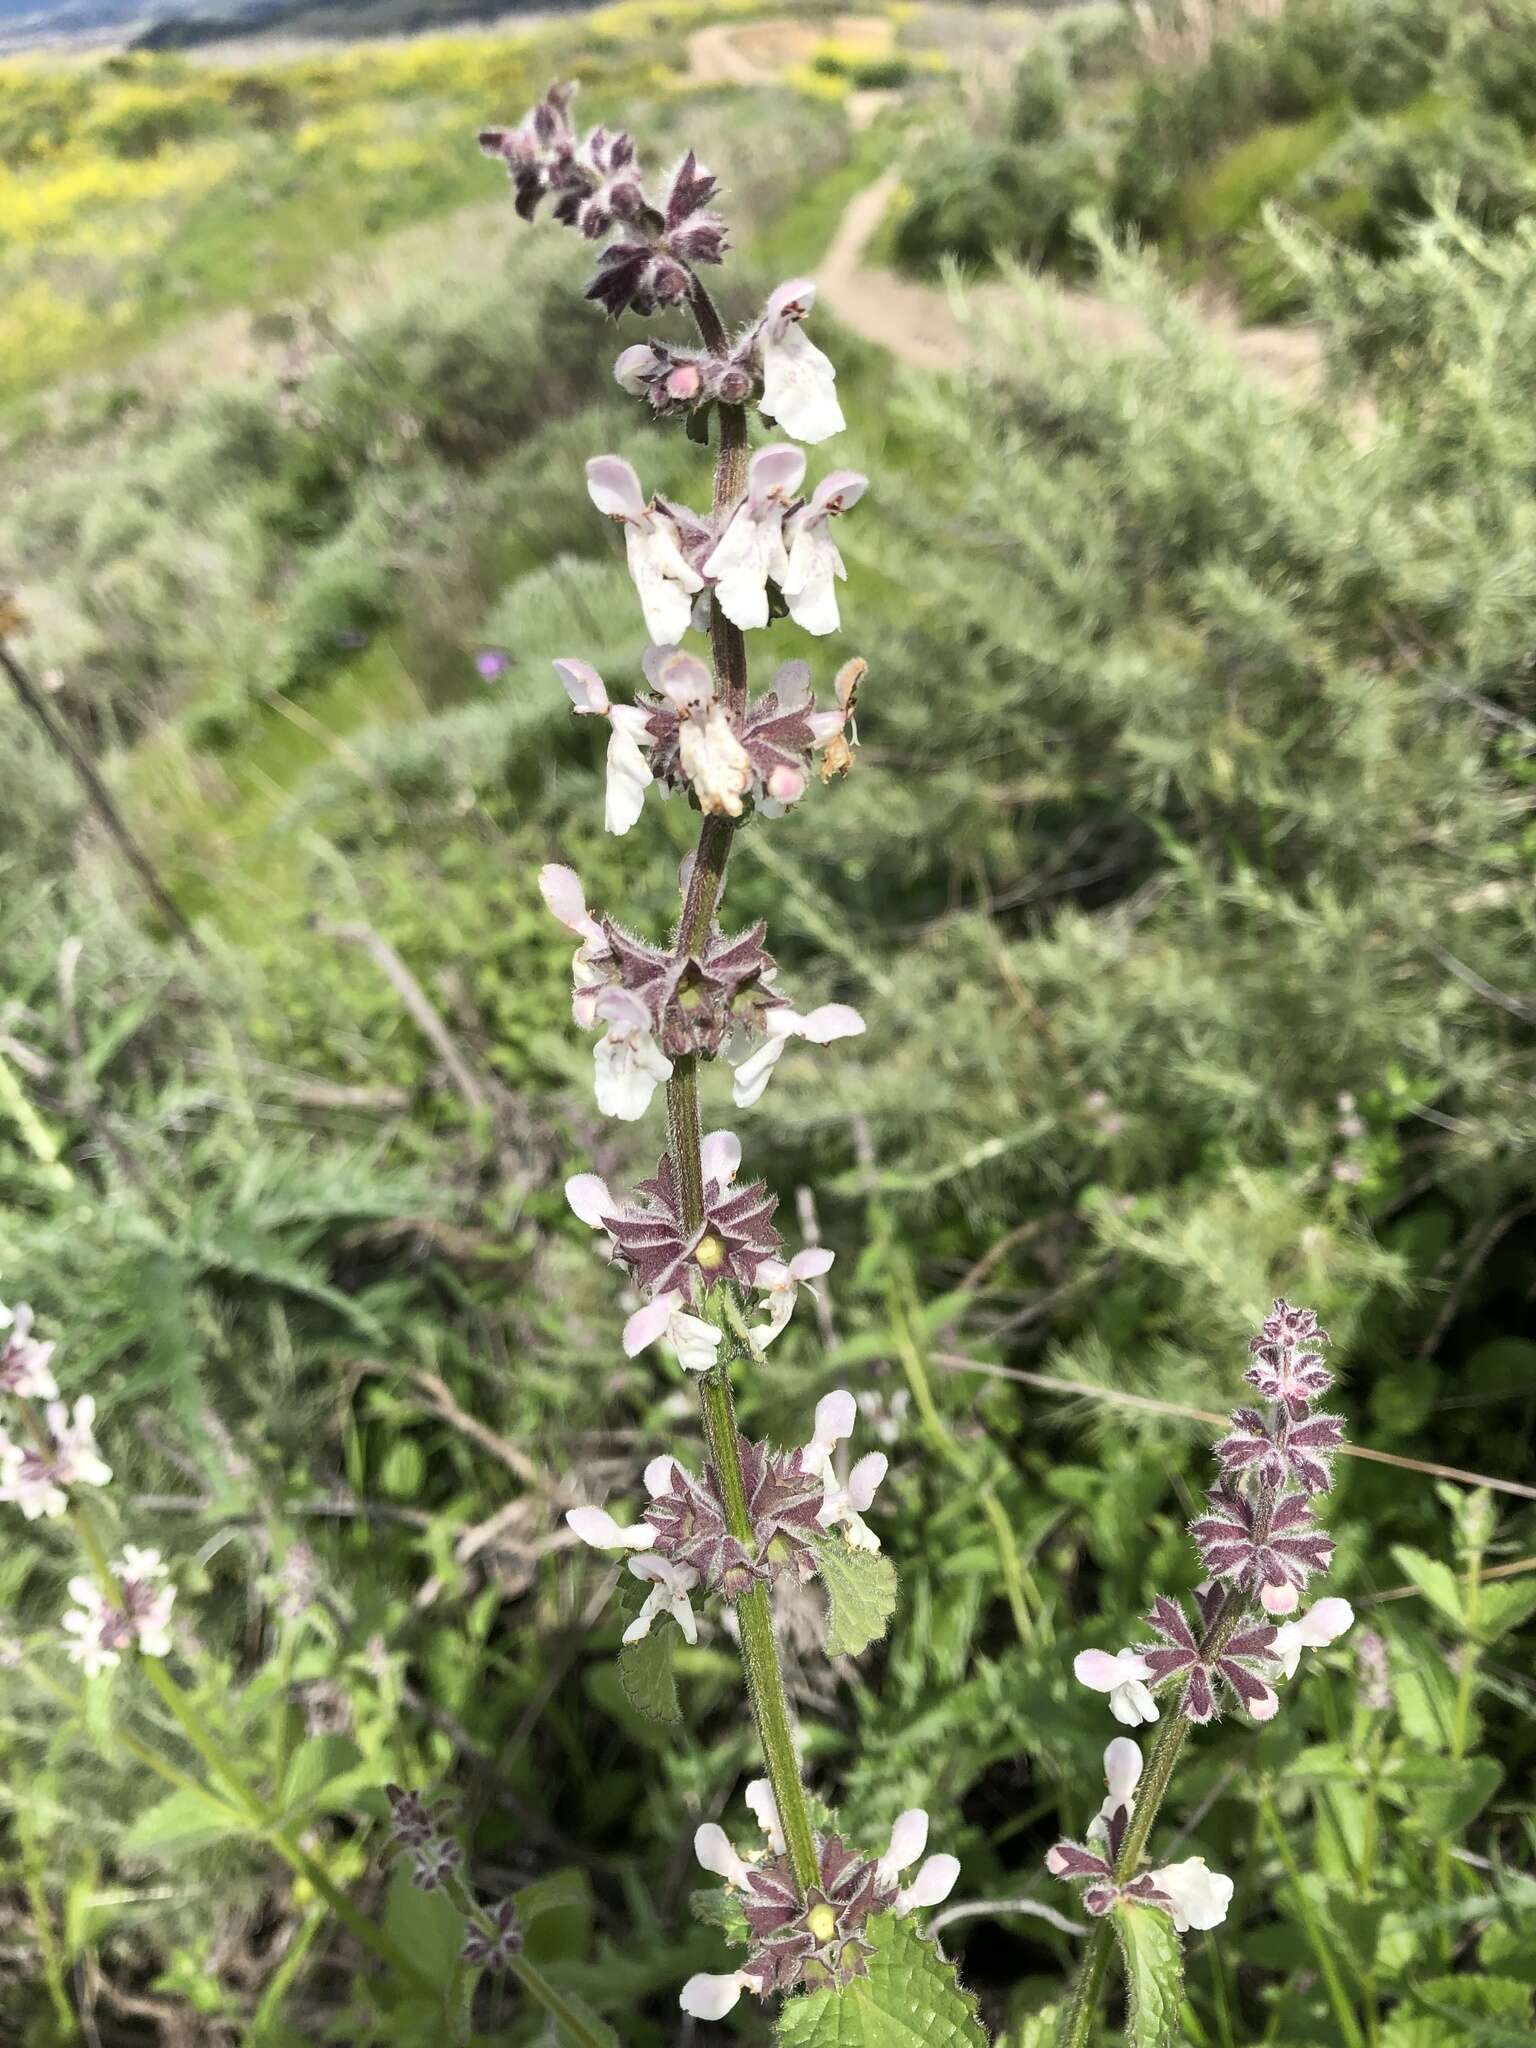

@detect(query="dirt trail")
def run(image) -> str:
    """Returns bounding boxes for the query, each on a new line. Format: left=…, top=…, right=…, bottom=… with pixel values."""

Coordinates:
left=687, top=17, right=1329, bottom=400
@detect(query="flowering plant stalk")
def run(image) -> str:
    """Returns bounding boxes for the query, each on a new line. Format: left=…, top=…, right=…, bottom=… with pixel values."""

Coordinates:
left=482, top=82, right=976, bottom=2036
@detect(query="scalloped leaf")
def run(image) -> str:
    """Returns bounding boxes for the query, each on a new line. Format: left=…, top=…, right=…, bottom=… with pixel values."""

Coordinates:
left=1114, top=1900, right=1184, bottom=2048
left=615, top=1577, right=681, bottom=1723
left=811, top=1536, right=898, bottom=1658
left=775, top=1912, right=988, bottom=2048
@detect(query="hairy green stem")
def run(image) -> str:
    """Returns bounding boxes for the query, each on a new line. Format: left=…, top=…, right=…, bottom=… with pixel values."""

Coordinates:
left=656, top=271, right=821, bottom=1900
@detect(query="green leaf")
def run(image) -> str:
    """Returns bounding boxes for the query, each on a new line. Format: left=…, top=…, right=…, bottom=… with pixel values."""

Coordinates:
left=775, top=1912, right=987, bottom=2047
left=1113, top=1901, right=1184, bottom=2048
left=515, top=1868, right=593, bottom=1964
left=1390, top=1546, right=1465, bottom=1629
left=1472, top=1578, right=1536, bottom=1644
left=278, top=1734, right=370, bottom=1819
left=616, top=1611, right=681, bottom=1724
left=812, top=1536, right=899, bottom=1658
left=1388, top=1754, right=1503, bottom=1837
left=120, top=1786, right=246, bottom=1860
left=383, top=1862, right=463, bottom=1988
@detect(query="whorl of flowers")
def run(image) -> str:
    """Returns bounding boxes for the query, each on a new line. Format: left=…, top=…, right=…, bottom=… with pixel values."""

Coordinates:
left=566, top=1389, right=888, bottom=1633
left=681, top=1801, right=960, bottom=2019
left=1054, top=1301, right=1354, bottom=1930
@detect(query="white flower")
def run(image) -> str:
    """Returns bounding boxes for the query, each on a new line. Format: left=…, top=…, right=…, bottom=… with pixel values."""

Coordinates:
left=680, top=1970, right=753, bottom=2019
left=590, top=988, right=670, bottom=1122
left=699, top=1128, right=741, bottom=1190
left=539, top=864, right=608, bottom=1028
left=1074, top=1648, right=1160, bottom=1727
left=1150, top=1856, right=1234, bottom=1932
left=586, top=455, right=704, bottom=646
left=0, top=1429, right=65, bottom=1519
left=115, top=1547, right=174, bottom=1658
left=780, top=470, right=867, bottom=635
left=873, top=1804, right=960, bottom=1913
left=799, top=1388, right=856, bottom=1483
left=749, top=1246, right=835, bottom=1348
left=565, top=1505, right=658, bottom=1552
left=876, top=1808, right=929, bottom=1886
left=758, top=278, right=845, bottom=444
left=744, top=1777, right=786, bottom=1854
left=1100, top=1736, right=1143, bottom=1822
left=694, top=1822, right=754, bottom=1890
left=61, top=1578, right=124, bottom=1677
left=1270, top=1596, right=1354, bottom=1680
left=678, top=702, right=753, bottom=816
left=51, top=1398, right=110, bottom=1492
left=731, top=1003, right=866, bottom=1109
left=896, top=1854, right=961, bottom=1916
left=702, top=445, right=804, bottom=631
left=619, top=1290, right=723, bottom=1374
left=624, top=1554, right=699, bottom=1645
left=817, top=1451, right=887, bottom=1552
left=564, top=1173, right=615, bottom=1229
left=553, top=659, right=656, bottom=836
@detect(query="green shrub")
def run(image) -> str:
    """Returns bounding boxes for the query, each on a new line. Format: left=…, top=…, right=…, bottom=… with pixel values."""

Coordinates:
left=1008, top=45, right=1069, bottom=146
left=1342, top=0, right=1454, bottom=114
left=1459, top=0, right=1536, bottom=134
left=1303, top=106, right=1536, bottom=257
left=895, top=133, right=1105, bottom=278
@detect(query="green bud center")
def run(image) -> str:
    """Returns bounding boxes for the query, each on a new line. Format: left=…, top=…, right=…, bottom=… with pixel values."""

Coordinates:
left=694, top=1233, right=726, bottom=1272
left=807, top=1904, right=837, bottom=1945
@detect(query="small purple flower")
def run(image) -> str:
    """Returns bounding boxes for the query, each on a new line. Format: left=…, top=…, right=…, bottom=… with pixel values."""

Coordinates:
left=411, top=1837, right=464, bottom=1892
left=462, top=1898, right=523, bottom=1970
left=475, top=648, right=510, bottom=680
left=1215, top=1405, right=1343, bottom=1496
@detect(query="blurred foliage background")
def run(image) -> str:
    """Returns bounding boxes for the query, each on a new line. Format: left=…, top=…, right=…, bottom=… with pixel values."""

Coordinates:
left=1, top=0, right=1534, bottom=2041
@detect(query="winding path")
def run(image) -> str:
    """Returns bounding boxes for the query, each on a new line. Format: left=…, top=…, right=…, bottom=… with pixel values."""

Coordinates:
left=688, top=16, right=1328, bottom=399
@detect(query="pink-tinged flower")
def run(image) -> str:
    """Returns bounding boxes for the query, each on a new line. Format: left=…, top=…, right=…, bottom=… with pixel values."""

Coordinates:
left=591, top=987, right=670, bottom=1122
left=703, top=446, right=804, bottom=631
left=564, top=1172, right=616, bottom=1228
left=748, top=1246, right=835, bottom=1348
left=0, top=1303, right=57, bottom=1400
left=731, top=1002, right=865, bottom=1108
left=553, top=658, right=655, bottom=835
left=565, top=1504, right=659, bottom=1552
left=474, top=648, right=510, bottom=680
left=1215, top=1405, right=1343, bottom=1496
left=1073, top=1647, right=1160, bottom=1727
left=674, top=690, right=754, bottom=816
left=586, top=456, right=704, bottom=645
left=1139, top=1593, right=1279, bottom=1724
left=539, top=864, right=608, bottom=1027
left=1189, top=1485, right=1336, bottom=1612
left=757, top=278, right=845, bottom=444
left=0, top=1396, right=111, bottom=1521
left=745, top=1778, right=786, bottom=1854
left=1148, top=1856, right=1233, bottom=1932
left=781, top=470, right=866, bottom=635
left=680, top=1970, right=754, bottom=2020
left=624, top=1554, right=699, bottom=1645
left=1270, top=1596, right=1354, bottom=1680
left=62, top=1548, right=174, bottom=1674
left=695, top=1821, right=756, bottom=1891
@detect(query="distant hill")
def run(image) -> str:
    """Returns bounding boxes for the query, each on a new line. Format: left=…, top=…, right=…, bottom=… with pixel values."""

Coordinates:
left=131, top=0, right=575, bottom=49
left=0, top=0, right=245, bottom=52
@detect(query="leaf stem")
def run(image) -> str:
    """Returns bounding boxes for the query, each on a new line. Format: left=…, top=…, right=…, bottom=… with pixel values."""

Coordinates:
left=1258, top=1787, right=1365, bottom=2048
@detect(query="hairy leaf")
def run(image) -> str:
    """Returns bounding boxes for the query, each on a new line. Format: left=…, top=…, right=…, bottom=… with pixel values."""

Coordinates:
left=775, top=1912, right=987, bottom=2048
left=1114, top=1901, right=1184, bottom=2048
left=812, top=1537, right=899, bottom=1657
